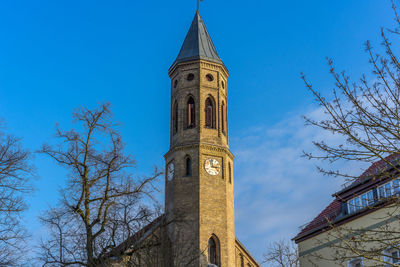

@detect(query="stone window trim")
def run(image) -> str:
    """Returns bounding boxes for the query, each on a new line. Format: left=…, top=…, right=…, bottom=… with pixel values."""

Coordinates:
left=208, top=234, right=220, bottom=266
left=185, top=155, right=192, bottom=177
left=173, top=101, right=178, bottom=135
left=205, top=96, right=216, bottom=129
left=186, top=96, right=196, bottom=129
left=206, top=73, right=214, bottom=82
left=228, top=162, right=232, bottom=184
left=221, top=100, right=227, bottom=134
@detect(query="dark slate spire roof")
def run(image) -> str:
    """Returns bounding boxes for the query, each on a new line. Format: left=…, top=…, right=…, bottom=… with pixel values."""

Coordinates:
left=170, top=11, right=223, bottom=69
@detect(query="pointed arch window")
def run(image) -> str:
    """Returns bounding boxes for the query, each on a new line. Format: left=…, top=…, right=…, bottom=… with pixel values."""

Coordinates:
left=221, top=101, right=226, bottom=133
left=205, top=97, right=216, bottom=129
left=185, top=156, right=192, bottom=176
left=173, top=101, right=178, bottom=135
left=187, top=97, right=195, bottom=129
left=228, top=162, right=232, bottom=184
left=208, top=235, right=220, bottom=266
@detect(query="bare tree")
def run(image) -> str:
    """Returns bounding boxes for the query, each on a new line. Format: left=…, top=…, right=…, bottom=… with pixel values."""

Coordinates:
left=37, top=103, right=161, bottom=267
left=302, top=0, right=400, bottom=181
left=0, top=121, right=34, bottom=266
left=301, top=0, right=400, bottom=265
left=263, top=240, right=299, bottom=267
left=102, top=211, right=206, bottom=267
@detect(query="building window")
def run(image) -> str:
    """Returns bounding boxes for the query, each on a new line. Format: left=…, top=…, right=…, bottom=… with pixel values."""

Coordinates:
left=385, top=182, right=393, bottom=197
left=205, top=97, right=216, bottom=128
left=384, top=247, right=400, bottom=266
left=206, top=73, right=214, bottom=82
left=361, top=193, right=368, bottom=207
left=174, top=79, right=178, bottom=88
left=187, top=73, right=194, bottom=81
left=347, top=189, right=375, bottom=214
left=354, top=197, right=361, bottom=211
left=185, top=156, right=191, bottom=176
left=348, top=257, right=363, bottom=267
left=187, top=97, right=195, bottom=129
left=208, top=236, right=219, bottom=266
left=348, top=199, right=355, bottom=214
left=378, top=179, right=400, bottom=199
left=228, top=162, right=232, bottom=184
left=394, top=179, right=400, bottom=194
left=221, top=101, right=226, bottom=133
left=367, top=190, right=374, bottom=205
left=173, top=101, right=178, bottom=135
left=240, top=254, right=244, bottom=267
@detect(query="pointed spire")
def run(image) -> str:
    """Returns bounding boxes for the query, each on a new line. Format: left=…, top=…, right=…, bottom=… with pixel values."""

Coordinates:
left=170, top=12, right=223, bottom=70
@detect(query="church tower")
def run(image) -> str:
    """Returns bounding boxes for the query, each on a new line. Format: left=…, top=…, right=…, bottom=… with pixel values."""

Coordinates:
left=164, top=11, right=235, bottom=267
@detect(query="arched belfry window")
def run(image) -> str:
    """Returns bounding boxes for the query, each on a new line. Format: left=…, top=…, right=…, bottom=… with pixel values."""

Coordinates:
left=221, top=101, right=226, bottom=133
left=208, top=235, right=220, bottom=266
left=185, top=156, right=192, bottom=176
left=173, top=101, right=178, bottom=135
left=205, top=97, right=216, bottom=129
left=187, top=97, right=195, bottom=129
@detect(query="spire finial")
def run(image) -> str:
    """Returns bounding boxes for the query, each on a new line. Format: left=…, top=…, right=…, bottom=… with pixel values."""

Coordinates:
left=197, top=0, right=199, bottom=12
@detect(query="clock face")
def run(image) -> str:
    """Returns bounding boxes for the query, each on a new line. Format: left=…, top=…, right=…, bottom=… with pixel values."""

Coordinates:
left=204, top=158, right=221, bottom=176
left=167, top=162, right=175, bottom=181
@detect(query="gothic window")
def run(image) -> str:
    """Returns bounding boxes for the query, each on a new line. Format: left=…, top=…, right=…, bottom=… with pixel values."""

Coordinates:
left=208, top=236, right=219, bottom=266
left=221, top=101, right=226, bottom=133
left=228, top=162, right=232, bottom=184
left=205, top=97, right=216, bottom=129
left=185, top=156, right=192, bottom=176
left=173, top=101, right=178, bottom=134
left=187, top=97, right=195, bottom=129
left=240, top=254, right=244, bottom=267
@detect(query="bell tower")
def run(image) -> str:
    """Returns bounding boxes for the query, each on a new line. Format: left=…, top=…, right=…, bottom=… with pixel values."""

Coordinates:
left=164, top=11, right=235, bottom=267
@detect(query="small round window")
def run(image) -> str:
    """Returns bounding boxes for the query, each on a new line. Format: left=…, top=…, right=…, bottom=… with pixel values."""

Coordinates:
left=174, top=80, right=178, bottom=88
left=221, top=81, right=225, bottom=89
left=206, top=74, right=214, bottom=82
left=187, top=73, right=195, bottom=81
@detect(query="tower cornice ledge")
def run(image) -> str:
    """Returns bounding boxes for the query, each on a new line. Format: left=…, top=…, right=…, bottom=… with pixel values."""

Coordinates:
left=168, top=59, right=229, bottom=78
left=164, top=143, right=234, bottom=160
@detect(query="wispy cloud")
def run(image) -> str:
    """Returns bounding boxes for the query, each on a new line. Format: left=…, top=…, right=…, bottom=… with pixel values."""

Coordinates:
left=231, top=106, right=368, bottom=263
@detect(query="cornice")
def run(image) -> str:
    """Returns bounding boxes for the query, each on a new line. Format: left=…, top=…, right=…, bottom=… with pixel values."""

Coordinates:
left=164, top=143, right=234, bottom=160
left=168, top=59, right=229, bottom=78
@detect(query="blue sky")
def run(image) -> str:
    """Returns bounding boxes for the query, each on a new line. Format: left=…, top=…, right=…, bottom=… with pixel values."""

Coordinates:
left=0, top=0, right=395, bottom=264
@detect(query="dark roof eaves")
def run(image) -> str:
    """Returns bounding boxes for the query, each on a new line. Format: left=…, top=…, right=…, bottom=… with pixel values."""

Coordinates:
left=333, top=175, right=374, bottom=196
left=294, top=198, right=394, bottom=242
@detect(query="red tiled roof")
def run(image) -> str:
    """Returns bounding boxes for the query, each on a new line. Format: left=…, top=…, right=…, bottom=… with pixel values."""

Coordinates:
left=360, top=153, right=400, bottom=178
left=295, top=153, right=400, bottom=241
left=294, top=199, right=341, bottom=240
